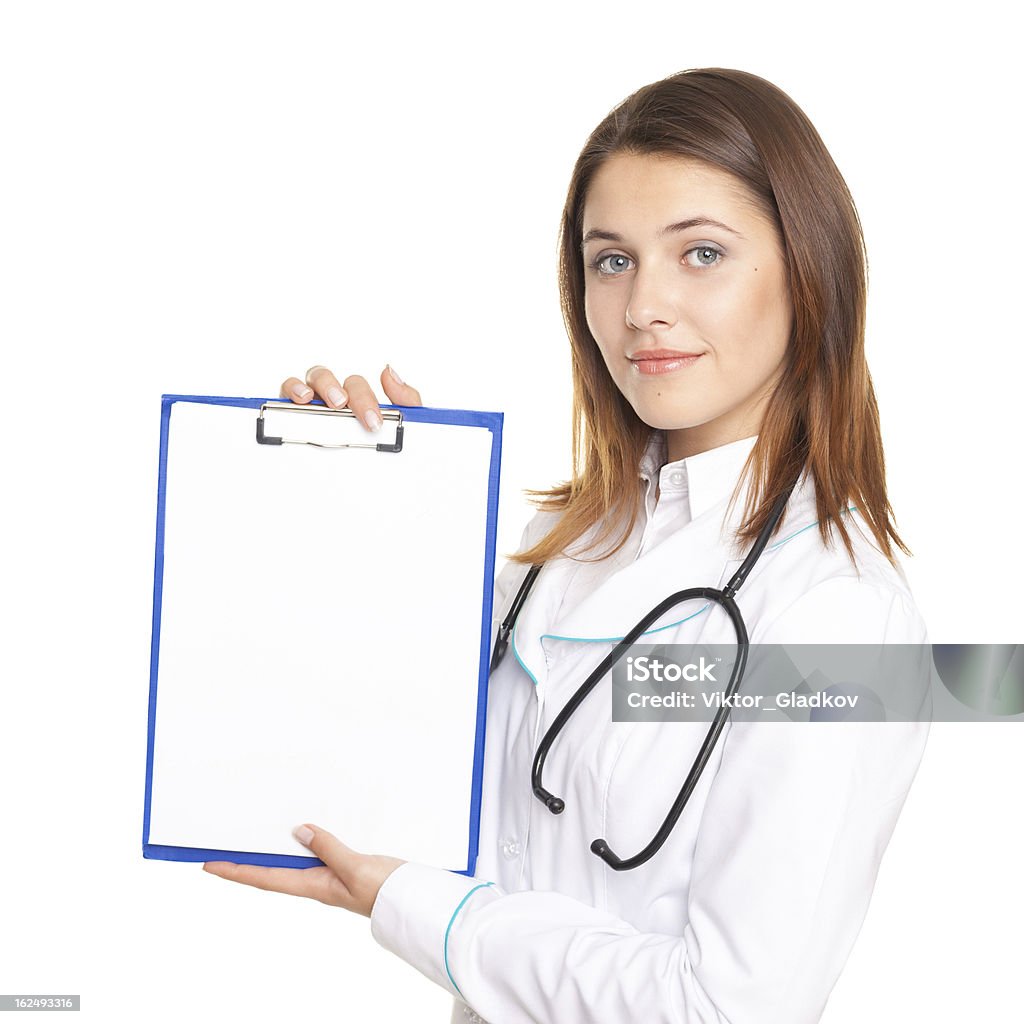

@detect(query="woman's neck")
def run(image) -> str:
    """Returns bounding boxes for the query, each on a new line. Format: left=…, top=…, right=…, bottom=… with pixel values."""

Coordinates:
left=666, top=426, right=759, bottom=463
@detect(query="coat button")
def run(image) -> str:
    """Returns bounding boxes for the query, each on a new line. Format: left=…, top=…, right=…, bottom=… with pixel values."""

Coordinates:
left=499, top=836, right=521, bottom=859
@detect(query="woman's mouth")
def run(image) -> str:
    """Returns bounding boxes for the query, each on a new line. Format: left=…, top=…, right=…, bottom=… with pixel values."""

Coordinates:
left=628, top=350, right=704, bottom=375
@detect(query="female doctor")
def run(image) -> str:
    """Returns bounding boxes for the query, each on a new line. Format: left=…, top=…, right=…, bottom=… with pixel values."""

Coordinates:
left=204, top=68, right=931, bottom=1023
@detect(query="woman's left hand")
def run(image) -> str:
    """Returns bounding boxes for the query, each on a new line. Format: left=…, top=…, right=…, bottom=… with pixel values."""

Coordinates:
left=202, top=824, right=406, bottom=918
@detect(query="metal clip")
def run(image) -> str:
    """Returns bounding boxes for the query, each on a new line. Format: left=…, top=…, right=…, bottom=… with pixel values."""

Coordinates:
left=255, top=402, right=404, bottom=453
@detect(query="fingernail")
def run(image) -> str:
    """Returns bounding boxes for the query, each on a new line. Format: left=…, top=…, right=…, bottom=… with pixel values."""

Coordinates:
left=294, top=384, right=313, bottom=400
left=293, top=824, right=314, bottom=845
left=387, top=364, right=404, bottom=385
left=327, top=386, right=347, bottom=408
left=364, top=409, right=382, bottom=432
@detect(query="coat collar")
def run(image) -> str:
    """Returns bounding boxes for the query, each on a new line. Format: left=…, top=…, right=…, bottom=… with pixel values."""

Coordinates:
left=537, top=433, right=822, bottom=644
left=638, top=431, right=758, bottom=524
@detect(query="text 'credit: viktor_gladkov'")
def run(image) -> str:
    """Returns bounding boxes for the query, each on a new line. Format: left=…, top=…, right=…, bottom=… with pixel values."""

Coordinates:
left=624, top=656, right=861, bottom=711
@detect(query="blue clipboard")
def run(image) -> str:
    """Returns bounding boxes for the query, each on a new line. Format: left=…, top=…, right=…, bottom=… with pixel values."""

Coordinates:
left=143, top=395, right=503, bottom=875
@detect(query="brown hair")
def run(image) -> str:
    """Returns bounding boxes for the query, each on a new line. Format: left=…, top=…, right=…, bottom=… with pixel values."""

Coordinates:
left=512, top=67, right=908, bottom=569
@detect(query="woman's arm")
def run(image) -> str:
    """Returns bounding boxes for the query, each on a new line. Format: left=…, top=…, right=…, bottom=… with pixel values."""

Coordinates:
left=370, top=578, right=931, bottom=1024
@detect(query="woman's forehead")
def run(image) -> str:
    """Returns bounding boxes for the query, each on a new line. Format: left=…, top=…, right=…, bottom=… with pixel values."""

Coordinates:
left=582, top=152, right=768, bottom=232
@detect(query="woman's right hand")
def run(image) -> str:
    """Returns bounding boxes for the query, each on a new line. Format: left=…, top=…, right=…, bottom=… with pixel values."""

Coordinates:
left=279, top=364, right=423, bottom=433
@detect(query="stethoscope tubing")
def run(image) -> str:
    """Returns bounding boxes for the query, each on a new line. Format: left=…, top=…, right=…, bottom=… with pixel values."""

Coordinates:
left=524, top=483, right=795, bottom=871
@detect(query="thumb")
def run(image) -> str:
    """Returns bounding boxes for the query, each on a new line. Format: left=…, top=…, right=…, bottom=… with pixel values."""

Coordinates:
left=380, top=364, right=423, bottom=406
left=293, top=823, right=359, bottom=873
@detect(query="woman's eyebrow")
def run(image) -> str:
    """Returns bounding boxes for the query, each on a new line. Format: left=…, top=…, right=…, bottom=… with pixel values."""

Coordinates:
left=580, top=217, right=745, bottom=250
left=663, top=217, right=745, bottom=240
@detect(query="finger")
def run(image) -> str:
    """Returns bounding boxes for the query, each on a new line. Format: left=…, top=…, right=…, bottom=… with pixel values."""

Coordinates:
left=203, top=861, right=355, bottom=909
left=305, top=365, right=349, bottom=410
left=379, top=365, right=423, bottom=407
left=280, top=376, right=315, bottom=403
left=202, top=860, right=323, bottom=899
left=342, top=374, right=384, bottom=433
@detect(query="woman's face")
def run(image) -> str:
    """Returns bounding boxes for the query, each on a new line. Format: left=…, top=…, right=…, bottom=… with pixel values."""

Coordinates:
left=581, top=152, right=792, bottom=461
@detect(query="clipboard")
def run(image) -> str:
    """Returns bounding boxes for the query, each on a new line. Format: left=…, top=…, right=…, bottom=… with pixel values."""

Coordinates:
left=143, top=395, right=503, bottom=875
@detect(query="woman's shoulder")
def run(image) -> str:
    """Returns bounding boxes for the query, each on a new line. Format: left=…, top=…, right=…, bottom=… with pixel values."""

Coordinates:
left=748, top=492, right=927, bottom=644
left=515, top=507, right=564, bottom=553
left=773, top=501, right=911, bottom=587
left=489, top=508, right=563, bottom=617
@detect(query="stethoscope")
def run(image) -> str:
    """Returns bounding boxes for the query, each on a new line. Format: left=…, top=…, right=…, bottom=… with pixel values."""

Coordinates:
left=490, top=483, right=795, bottom=872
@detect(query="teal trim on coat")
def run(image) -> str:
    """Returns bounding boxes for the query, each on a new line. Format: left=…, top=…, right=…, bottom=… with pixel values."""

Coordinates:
left=444, top=881, right=496, bottom=997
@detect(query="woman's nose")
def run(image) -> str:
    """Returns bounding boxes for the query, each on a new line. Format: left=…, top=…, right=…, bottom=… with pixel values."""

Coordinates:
left=624, top=266, right=679, bottom=332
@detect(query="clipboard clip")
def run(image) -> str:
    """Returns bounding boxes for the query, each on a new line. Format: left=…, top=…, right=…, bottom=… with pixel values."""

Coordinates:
left=256, top=402, right=405, bottom=453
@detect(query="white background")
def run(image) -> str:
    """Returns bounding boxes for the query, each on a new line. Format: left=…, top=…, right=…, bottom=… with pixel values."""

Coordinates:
left=1, top=2, right=1019, bottom=1021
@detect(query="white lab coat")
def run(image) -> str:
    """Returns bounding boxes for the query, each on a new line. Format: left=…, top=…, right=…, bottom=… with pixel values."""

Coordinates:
left=370, top=434, right=930, bottom=1024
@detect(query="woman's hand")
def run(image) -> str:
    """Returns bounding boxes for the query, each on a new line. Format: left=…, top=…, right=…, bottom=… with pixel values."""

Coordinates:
left=203, top=824, right=406, bottom=918
left=280, top=364, right=423, bottom=433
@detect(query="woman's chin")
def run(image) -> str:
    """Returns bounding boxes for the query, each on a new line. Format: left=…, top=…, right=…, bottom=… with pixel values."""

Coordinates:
left=631, top=407, right=711, bottom=433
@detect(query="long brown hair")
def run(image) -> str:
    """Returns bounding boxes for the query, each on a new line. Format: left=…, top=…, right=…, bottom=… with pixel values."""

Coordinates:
left=512, top=67, right=908, bottom=569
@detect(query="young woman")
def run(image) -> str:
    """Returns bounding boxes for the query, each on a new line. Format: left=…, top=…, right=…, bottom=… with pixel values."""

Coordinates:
left=205, top=68, right=930, bottom=1023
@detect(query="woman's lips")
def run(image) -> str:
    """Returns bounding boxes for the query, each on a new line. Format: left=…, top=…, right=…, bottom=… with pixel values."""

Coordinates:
left=628, top=350, right=704, bottom=375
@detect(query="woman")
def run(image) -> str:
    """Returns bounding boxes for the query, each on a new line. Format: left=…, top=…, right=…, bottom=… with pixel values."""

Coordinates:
left=205, top=68, right=930, bottom=1023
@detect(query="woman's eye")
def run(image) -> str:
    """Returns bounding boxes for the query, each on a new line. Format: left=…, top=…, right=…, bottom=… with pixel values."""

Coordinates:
left=593, top=253, right=634, bottom=275
left=683, top=245, right=723, bottom=268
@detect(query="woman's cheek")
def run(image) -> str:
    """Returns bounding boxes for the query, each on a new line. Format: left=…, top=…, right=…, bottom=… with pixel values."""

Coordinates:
left=585, top=294, right=618, bottom=346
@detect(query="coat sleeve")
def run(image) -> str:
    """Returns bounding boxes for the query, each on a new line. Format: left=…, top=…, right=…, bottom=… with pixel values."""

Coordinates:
left=369, top=576, right=931, bottom=1024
